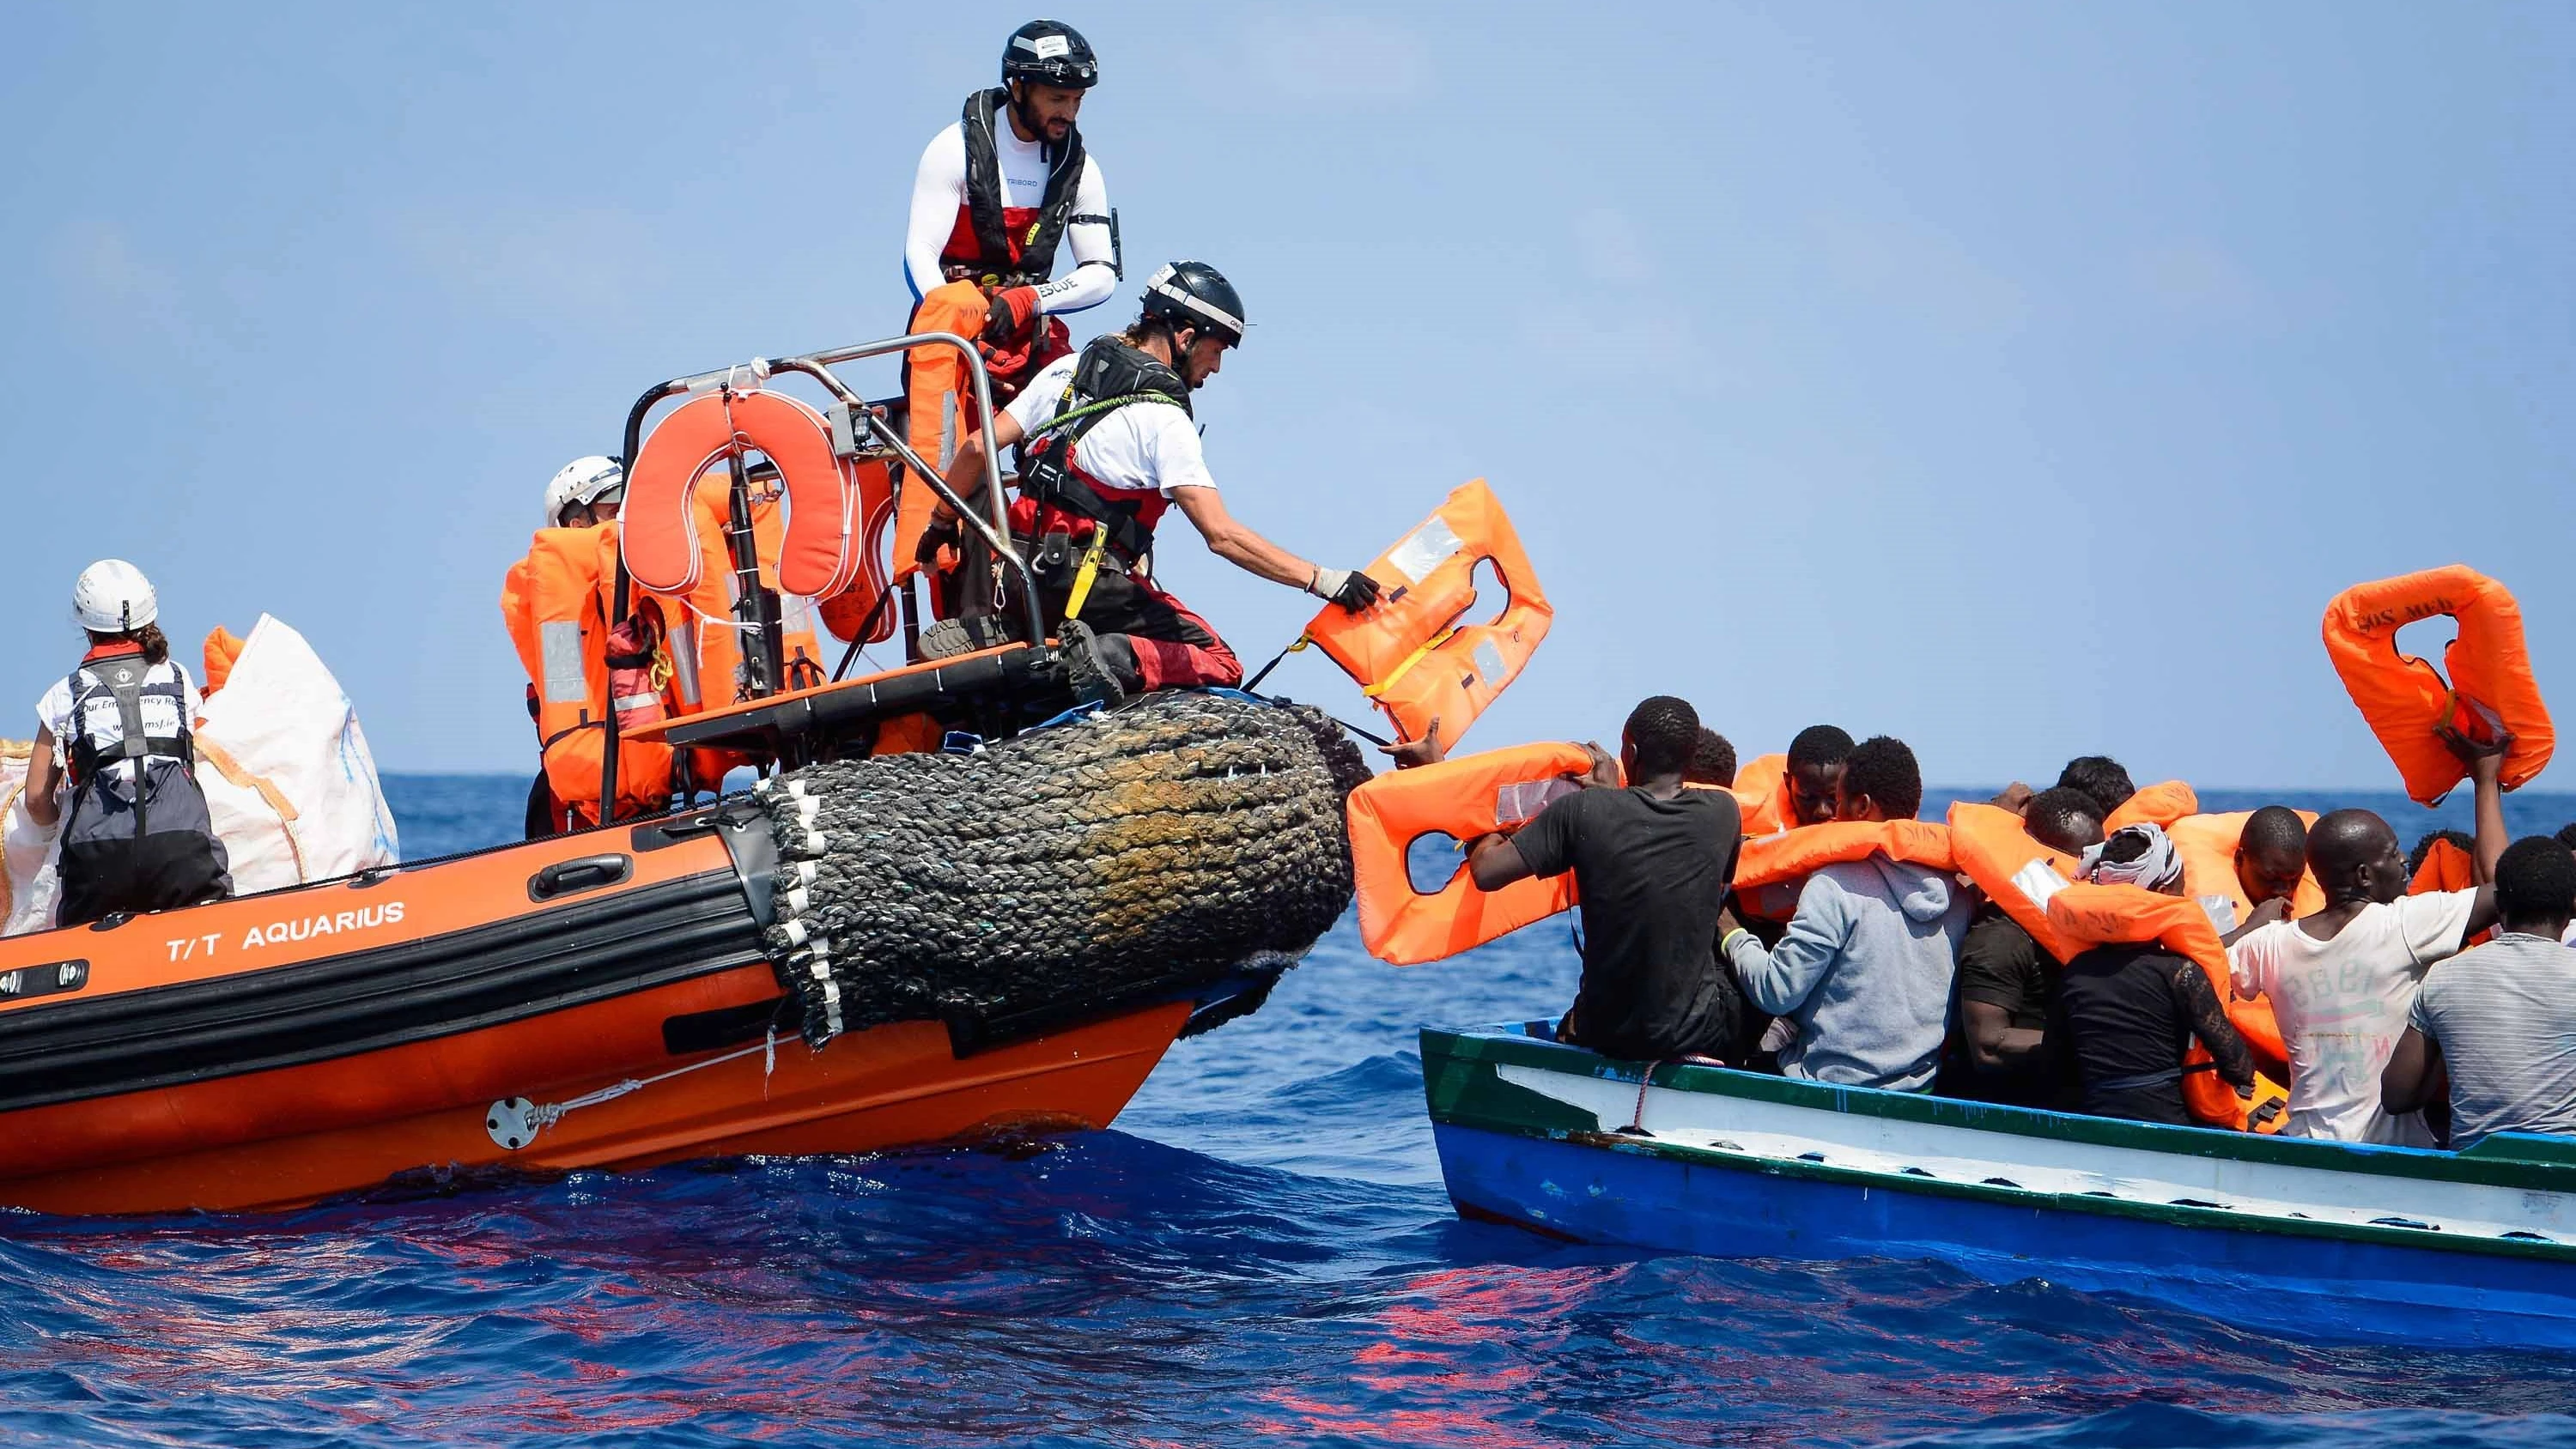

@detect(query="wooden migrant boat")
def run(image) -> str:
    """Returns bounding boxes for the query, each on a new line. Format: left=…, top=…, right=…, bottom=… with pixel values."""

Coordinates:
left=0, top=332, right=1364, bottom=1216
left=1424, top=1022, right=2576, bottom=1349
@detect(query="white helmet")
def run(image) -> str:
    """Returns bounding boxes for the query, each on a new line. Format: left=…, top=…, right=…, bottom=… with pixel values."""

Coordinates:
left=543, top=455, right=626, bottom=528
left=73, top=559, right=158, bottom=634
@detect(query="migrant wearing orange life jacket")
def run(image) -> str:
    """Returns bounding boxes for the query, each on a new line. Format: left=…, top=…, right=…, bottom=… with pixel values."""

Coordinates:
left=2166, top=810, right=2327, bottom=927
left=1303, top=481, right=1552, bottom=751
left=1346, top=743, right=1598, bottom=965
left=2322, top=565, right=2554, bottom=805
left=1947, top=802, right=2086, bottom=963
left=2044, top=882, right=2291, bottom=1133
left=1733, top=754, right=1793, bottom=836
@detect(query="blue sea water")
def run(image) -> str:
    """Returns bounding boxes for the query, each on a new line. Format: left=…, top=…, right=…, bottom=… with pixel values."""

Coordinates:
left=5, top=776, right=2576, bottom=1446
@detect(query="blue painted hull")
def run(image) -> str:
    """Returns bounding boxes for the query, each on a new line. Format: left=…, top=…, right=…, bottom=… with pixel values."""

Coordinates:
left=1434, top=1122, right=2576, bottom=1349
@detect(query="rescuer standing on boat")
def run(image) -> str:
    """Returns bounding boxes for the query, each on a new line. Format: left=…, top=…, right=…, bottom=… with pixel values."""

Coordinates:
left=899, top=19, right=1118, bottom=581
left=22, top=560, right=233, bottom=926
left=924, top=261, right=1384, bottom=702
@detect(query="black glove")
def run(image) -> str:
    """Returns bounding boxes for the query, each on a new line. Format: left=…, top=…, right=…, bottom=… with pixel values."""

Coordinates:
left=982, top=286, right=1040, bottom=345
left=1310, top=567, right=1383, bottom=612
left=914, top=515, right=961, bottom=573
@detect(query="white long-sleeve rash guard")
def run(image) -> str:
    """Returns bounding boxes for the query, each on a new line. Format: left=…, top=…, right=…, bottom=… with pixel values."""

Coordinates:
left=903, top=119, right=1115, bottom=316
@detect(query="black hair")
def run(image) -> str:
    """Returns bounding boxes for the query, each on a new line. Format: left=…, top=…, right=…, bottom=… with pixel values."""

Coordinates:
left=1842, top=736, right=1923, bottom=821
left=2055, top=756, right=2136, bottom=819
left=1625, top=696, right=1700, bottom=779
left=2240, top=805, right=2309, bottom=862
left=85, top=623, right=169, bottom=667
left=2022, top=786, right=2106, bottom=857
left=2310, top=809, right=2397, bottom=882
left=2407, top=828, right=2475, bottom=877
left=2100, top=827, right=2155, bottom=865
left=1685, top=728, right=1737, bottom=788
left=1787, top=725, right=1855, bottom=771
left=2555, top=822, right=2576, bottom=853
left=2494, top=836, right=2576, bottom=929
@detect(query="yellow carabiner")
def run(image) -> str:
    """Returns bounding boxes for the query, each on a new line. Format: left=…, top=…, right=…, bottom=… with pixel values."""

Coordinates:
left=1062, top=533, right=1110, bottom=621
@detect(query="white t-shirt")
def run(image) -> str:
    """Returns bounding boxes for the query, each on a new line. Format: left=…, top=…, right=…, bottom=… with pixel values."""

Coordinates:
left=36, top=654, right=202, bottom=791
left=1004, top=352, right=1216, bottom=500
left=2228, top=888, right=2479, bottom=1147
left=904, top=119, right=1114, bottom=314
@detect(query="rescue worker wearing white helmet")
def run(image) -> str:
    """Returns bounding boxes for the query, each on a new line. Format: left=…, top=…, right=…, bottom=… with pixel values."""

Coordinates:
left=924, top=262, right=1383, bottom=703
left=897, top=19, right=1117, bottom=585
left=542, top=454, right=626, bottom=530
left=504, top=456, right=655, bottom=838
left=23, top=560, right=233, bottom=926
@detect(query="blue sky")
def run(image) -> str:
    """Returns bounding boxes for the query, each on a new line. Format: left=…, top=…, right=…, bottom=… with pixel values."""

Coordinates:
left=3, top=3, right=2568, bottom=790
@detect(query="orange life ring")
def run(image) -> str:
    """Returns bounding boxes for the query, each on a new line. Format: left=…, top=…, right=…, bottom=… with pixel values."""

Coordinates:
left=1730, top=820, right=1953, bottom=921
left=623, top=387, right=889, bottom=608
left=2103, top=779, right=2198, bottom=833
left=1346, top=743, right=1594, bottom=965
left=2322, top=565, right=2553, bottom=804
left=1947, top=802, right=2085, bottom=964
left=2044, top=882, right=2289, bottom=1132
left=1305, top=480, right=1552, bottom=750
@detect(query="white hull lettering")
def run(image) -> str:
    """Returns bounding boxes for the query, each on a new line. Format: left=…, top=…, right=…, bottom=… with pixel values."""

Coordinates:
left=239, top=901, right=406, bottom=951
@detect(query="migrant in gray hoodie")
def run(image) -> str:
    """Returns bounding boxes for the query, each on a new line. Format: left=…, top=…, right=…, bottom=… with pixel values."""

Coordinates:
left=1723, top=853, right=1971, bottom=1091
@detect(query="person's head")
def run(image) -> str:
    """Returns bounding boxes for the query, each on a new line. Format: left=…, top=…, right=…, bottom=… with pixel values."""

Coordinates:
left=71, top=558, right=169, bottom=665
left=2022, top=786, right=2107, bottom=858
left=1836, top=736, right=1922, bottom=823
left=1127, top=261, right=1245, bottom=388
left=2055, top=755, right=2136, bottom=820
left=2554, top=822, right=2576, bottom=854
left=2407, top=828, right=2474, bottom=877
left=1785, top=724, right=1855, bottom=826
left=1684, top=727, right=1737, bottom=788
left=1000, top=20, right=1096, bottom=142
left=2089, top=822, right=2185, bottom=896
left=544, top=455, right=626, bottom=530
left=2235, top=806, right=2310, bottom=907
left=1621, top=695, right=1700, bottom=784
left=2494, top=836, right=2576, bottom=939
left=2309, top=809, right=2409, bottom=906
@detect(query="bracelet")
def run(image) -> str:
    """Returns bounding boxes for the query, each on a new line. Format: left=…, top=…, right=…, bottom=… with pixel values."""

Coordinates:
left=1719, top=928, right=1750, bottom=958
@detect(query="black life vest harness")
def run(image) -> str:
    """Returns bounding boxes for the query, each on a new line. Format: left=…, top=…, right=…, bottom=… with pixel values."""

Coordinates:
left=1015, top=336, right=1194, bottom=567
left=60, top=649, right=195, bottom=841
left=955, top=88, right=1088, bottom=287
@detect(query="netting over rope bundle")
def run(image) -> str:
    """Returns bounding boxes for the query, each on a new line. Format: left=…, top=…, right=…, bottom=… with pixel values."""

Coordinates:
left=755, top=691, right=1369, bottom=1048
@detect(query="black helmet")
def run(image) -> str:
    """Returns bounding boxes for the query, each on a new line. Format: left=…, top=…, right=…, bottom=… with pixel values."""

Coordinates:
left=1002, top=20, right=1098, bottom=90
left=1142, top=261, right=1246, bottom=347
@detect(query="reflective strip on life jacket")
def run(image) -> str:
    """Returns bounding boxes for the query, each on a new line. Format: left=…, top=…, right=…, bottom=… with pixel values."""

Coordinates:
left=2323, top=564, right=2554, bottom=805
left=2103, top=779, right=2199, bottom=833
left=499, top=524, right=680, bottom=816
left=2044, top=881, right=2289, bottom=1133
left=1306, top=480, right=1552, bottom=751
left=1347, top=743, right=1595, bottom=966
left=1728, top=819, right=1955, bottom=922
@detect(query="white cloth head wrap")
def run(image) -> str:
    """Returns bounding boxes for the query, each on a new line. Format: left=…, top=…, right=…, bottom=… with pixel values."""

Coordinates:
left=2081, top=822, right=2184, bottom=892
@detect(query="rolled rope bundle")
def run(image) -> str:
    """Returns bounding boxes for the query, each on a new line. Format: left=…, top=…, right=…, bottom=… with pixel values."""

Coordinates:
left=755, top=691, right=1368, bottom=1048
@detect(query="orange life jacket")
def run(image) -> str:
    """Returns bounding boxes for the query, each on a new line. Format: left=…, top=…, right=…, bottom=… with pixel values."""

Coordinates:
left=2411, top=836, right=2476, bottom=894
left=1947, top=802, right=2086, bottom=963
left=623, top=384, right=890, bottom=664
left=1730, top=820, right=1954, bottom=922
left=500, top=524, right=684, bottom=822
left=2103, top=779, right=2198, bottom=833
left=2166, top=810, right=2327, bottom=925
left=200, top=627, right=247, bottom=700
left=898, top=281, right=1069, bottom=581
left=1346, top=743, right=1595, bottom=965
left=2044, top=882, right=2290, bottom=1132
left=1305, top=480, right=1552, bottom=750
left=2322, top=565, right=2554, bottom=805
left=1732, top=754, right=1794, bottom=835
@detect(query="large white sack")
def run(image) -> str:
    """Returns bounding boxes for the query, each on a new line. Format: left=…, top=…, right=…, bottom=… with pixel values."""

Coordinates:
left=194, top=615, right=399, bottom=894
left=0, top=745, right=60, bottom=936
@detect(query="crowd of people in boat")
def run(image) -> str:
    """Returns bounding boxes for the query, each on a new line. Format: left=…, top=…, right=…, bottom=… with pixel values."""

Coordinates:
left=1456, top=695, right=2576, bottom=1155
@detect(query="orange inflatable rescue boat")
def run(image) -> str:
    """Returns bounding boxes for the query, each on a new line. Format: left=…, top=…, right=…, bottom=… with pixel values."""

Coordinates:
left=2323, top=565, right=2553, bottom=804
left=0, top=334, right=1368, bottom=1216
